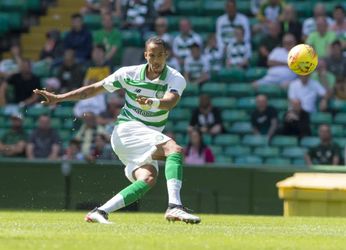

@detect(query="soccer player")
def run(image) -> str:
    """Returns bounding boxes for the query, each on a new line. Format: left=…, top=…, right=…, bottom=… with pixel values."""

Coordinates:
left=33, top=37, right=201, bottom=224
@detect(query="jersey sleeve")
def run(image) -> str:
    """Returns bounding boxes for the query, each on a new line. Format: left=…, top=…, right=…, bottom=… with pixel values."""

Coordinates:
left=102, top=67, right=125, bottom=92
left=168, top=73, right=187, bottom=96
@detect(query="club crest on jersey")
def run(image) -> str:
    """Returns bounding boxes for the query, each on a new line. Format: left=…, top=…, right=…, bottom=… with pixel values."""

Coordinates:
left=155, top=85, right=167, bottom=98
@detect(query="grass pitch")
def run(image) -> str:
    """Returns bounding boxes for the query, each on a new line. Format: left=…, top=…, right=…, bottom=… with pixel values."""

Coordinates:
left=1, top=211, right=346, bottom=250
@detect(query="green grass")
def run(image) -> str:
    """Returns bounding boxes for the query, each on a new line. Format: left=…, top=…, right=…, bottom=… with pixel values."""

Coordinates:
left=1, top=211, right=346, bottom=250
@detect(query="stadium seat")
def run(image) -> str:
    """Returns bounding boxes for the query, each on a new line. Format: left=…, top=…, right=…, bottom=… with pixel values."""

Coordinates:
left=50, top=118, right=61, bottom=129
left=224, top=145, right=251, bottom=157
left=253, top=147, right=279, bottom=158
left=294, top=2, right=313, bottom=18
left=335, top=138, right=346, bottom=148
left=201, top=82, right=227, bottom=96
left=227, top=83, right=255, bottom=97
left=282, top=147, right=306, bottom=159
left=265, top=158, right=291, bottom=166
left=202, top=0, right=224, bottom=16
left=218, top=68, right=245, bottom=82
left=23, top=118, right=35, bottom=129
left=257, top=85, right=285, bottom=98
left=236, top=97, right=256, bottom=110
left=174, top=133, right=186, bottom=145
left=292, top=158, right=306, bottom=167
left=32, top=61, right=51, bottom=78
left=310, top=112, right=332, bottom=125
left=229, top=122, right=252, bottom=134
left=330, top=99, right=346, bottom=112
left=121, top=30, right=142, bottom=47
left=242, top=135, right=267, bottom=147
left=173, top=121, right=189, bottom=133
left=0, top=0, right=27, bottom=13
left=166, top=16, right=180, bottom=31
left=175, top=0, right=202, bottom=15
left=271, top=136, right=298, bottom=147
left=84, top=14, right=102, bottom=30
left=212, top=97, right=236, bottom=109
left=268, top=98, right=288, bottom=111
left=245, top=67, right=267, bottom=82
left=0, top=128, right=6, bottom=138
left=190, top=16, right=215, bottom=32
left=0, top=116, right=7, bottom=128
left=202, top=134, right=212, bottom=144
left=222, top=110, right=250, bottom=123
left=0, top=14, right=9, bottom=36
left=334, top=113, right=346, bottom=125
left=179, top=96, right=199, bottom=108
left=215, top=155, right=232, bottom=164
left=169, top=108, right=190, bottom=121
left=26, top=106, right=51, bottom=117
left=59, top=130, right=72, bottom=143
left=214, top=134, right=240, bottom=146
left=234, top=155, right=263, bottom=165
left=300, top=137, right=320, bottom=148
left=331, top=125, right=344, bottom=137
left=209, top=145, right=223, bottom=155
left=236, top=0, right=252, bottom=15
left=63, top=119, right=75, bottom=130
left=27, top=0, right=41, bottom=12
left=53, top=106, right=74, bottom=119
left=184, top=83, right=199, bottom=96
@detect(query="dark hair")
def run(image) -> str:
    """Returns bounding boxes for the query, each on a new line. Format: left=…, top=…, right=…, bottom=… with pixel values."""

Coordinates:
left=145, top=36, right=168, bottom=51
left=331, top=40, right=342, bottom=47
left=227, top=0, right=236, bottom=5
left=71, top=13, right=82, bottom=19
left=190, top=43, right=200, bottom=49
left=94, top=44, right=106, bottom=52
left=186, top=128, right=207, bottom=157
left=69, top=139, right=81, bottom=147
left=334, top=4, right=345, bottom=13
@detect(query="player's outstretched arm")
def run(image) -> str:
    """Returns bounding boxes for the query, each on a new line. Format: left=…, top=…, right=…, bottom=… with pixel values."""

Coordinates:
left=33, top=81, right=106, bottom=105
left=136, top=92, right=180, bottom=111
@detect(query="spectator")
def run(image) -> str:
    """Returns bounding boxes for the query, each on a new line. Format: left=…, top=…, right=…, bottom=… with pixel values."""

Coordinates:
left=86, top=134, right=116, bottom=161
left=26, top=115, right=61, bottom=159
left=93, top=13, right=123, bottom=66
left=288, top=75, right=328, bottom=113
left=154, top=0, right=174, bottom=16
left=306, top=17, right=336, bottom=58
left=251, top=95, right=278, bottom=140
left=56, top=49, right=85, bottom=93
left=279, top=4, right=302, bottom=43
left=281, top=99, right=311, bottom=139
left=0, top=44, right=22, bottom=78
left=0, top=112, right=27, bottom=157
left=74, top=89, right=107, bottom=118
left=151, top=17, right=172, bottom=46
left=80, top=0, right=116, bottom=15
left=302, top=3, right=334, bottom=39
left=62, top=139, right=84, bottom=161
left=204, top=33, right=224, bottom=72
left=253, top=33, right=297, bottom=87
left=225, top=26, right=251, bottom=69
left=305, top=124, right=341, bottom=166
left=184, top=43, right=210, bottom=86
left=166, top=44, right=181, bottom=72
left=251, top=0, right=265, bottom=16
left=257, top=0, right=284, bottom=24
left=331, top=5, right=346, bottom=45
left=258, top=21, right=281, bottom=67
left=64, top=13, right=92, bottom=61
left=74, top=111, right=107, bottom=155
left=184, top=128, right=214, bottom=165
left=311, top=58, right=336, bottom=98
left=84, top=45, right=111, bottom=85
left=188, top=94, right=223, bottom=135
left=98, top=95, right=123, bottom=126
left=122, top=0, right=156, bottom=32
left=216, top=0, right=250, bottom=49
left=40, top=30, right=64, bottom=61
left=326, top=40, right=346, bottom=85
left=6, top=59, right=40, bottom=106
left=0, top=79, right=6, bottom=107
left=172, top=18, right=202, bottom=65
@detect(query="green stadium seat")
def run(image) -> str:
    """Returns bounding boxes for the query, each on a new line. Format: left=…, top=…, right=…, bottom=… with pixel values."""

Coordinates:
left=335, top=138, right=346, bottom=147
left=256, top=85, right=285, bottom=98
left=174, top=133, right=186, bottom=145
left=23, top=118, right=35, bottom=129
left=166, top=16, right=180, bottom=31
left=292, top=158, right=306, bottom=167
left=330, top=99, right=346, bottom=112
left=294, top=2, right=313, bottom=18
left=236, top=97, right=256, bottom=110
left=50, top=118, right=61, bottom=129
left=26, top=106, right=51, bottom=117
left=84, top=14, right=102, bottom=30
left=53, top=106, right=74, bottom=119
left=227, top=83, right=255, bottom=97
left=218, top=68, right=245, bottom=82
left=184, top=83, right=199, bottom=96
left=190, top=16, right=215, bottom=32
left=169, top=108, right=190, bottom=121
left=229, top=122, right=252, bottom=134
left=0, top=0, right=27, bottom=13
left=202, top=0, right=224, bottom=16
left=173, top=121, right=189, bottom=133
left=253, top=147, right=279, bottom=158
left=0, top=12, right=22, bottom=30
left=27, top=0, right=41, bottom=12
left=235, top=156, right=263, bottom=165
left=179, top=96, right=199, bottom=108
left=242, top=135, right=268, bottom=147
left=212, top=97, right=236, bottom=109
left=334, top=113, right=346, bottom=125
left=176, top=0, right=202, bottom=15
left=245, top=67, right=267, bottom=82
left=265, top=158, right=291, bottom=166
left=310, top=112, right=332, bottom=125
left=224, top=145, right=251, bottom=157
left=202, top=134, right=212, bottom=145
left=121, top=30, right=142, bottom=47
left=331, top=125, right=344, bottom=137
left=209, top=145, right=223, bottom=155
left=222, top=110, right=250, bottom=123
left=268, top=98, right=288, bottom=111
left=237, top=0, right=252, bottom=15
left=0, top=14, right=9, bottom=36
left=271, top=136, right=298, bottom=147
left=0, top=116, right=7, bottom=128
left=214, top=134, right=240, bottom=146
left=282, top=147, right=306, bottom=159
left=32, top=60, right=51, bottom=78
left=0, top=128, right=6, bottom=138
left=63, top=119, right=75, bottom=130
left=215, top=155, right=232, bottom=164
left=59, top=130, right=72, bottom=143
left=300, top=137, right=320, bottom=148
left=201, top=82, right=227, bottom=96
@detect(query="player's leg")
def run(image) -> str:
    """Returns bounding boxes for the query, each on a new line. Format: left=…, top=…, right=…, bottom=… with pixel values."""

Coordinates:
left=85, top=165, right=157, bottom=224
left=153, top=140, right=201, bottom=224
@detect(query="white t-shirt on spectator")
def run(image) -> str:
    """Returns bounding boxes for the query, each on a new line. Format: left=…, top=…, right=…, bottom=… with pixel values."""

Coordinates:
left=288, top=78, right=326, bottom=113
left=73, top=94, right=107, bottom=117
left=172, top=32, right=203, bottom=60
left=184, top=55, right=210, bottom=81
left=216, top=13, right=251, bottom=47
left=302, top=16, right=334, bottom=36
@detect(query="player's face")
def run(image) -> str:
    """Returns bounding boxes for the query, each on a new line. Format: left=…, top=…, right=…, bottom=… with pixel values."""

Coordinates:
left=144, top=43, right=168, bottom=74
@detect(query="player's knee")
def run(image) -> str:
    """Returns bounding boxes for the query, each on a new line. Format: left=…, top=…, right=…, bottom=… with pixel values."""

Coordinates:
left=142, top=175, right=156, bottom=187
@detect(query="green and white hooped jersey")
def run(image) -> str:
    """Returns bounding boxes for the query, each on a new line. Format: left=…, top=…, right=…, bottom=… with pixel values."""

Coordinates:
left=102, top=64, right=186, bottom=132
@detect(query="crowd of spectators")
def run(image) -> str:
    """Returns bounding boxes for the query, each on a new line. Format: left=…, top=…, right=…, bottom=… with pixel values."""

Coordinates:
left=0, top=0, right=345, bottom=166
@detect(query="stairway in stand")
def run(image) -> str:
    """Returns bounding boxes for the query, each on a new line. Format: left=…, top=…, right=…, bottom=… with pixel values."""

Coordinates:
left=21, top=0, right=85, bottom=60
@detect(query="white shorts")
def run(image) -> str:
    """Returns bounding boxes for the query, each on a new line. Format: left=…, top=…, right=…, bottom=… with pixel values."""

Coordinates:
left=110, top=121, right=171, bottom=182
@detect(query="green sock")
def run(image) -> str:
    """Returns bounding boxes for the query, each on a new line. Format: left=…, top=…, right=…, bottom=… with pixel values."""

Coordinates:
left=119, top=180, right=151, bottom=206
left=165, top=152, right=183, bottom=181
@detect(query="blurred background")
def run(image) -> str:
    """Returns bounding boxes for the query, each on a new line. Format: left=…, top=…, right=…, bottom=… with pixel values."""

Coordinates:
left=0, top=0, right=345, bottom=215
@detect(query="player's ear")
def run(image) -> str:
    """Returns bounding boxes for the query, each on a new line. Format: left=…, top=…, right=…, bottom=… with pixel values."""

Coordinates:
left=144, top=50, right=148, bottom=60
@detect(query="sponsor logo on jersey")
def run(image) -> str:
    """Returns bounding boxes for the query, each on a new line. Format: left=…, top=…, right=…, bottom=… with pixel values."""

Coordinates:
left=135, top=89, right=142, bottom=93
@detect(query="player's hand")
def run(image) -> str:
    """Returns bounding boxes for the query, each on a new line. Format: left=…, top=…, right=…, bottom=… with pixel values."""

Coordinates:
left=33, top=89, right=59, bottom=105
left=136, top=95, right=153, bottom=106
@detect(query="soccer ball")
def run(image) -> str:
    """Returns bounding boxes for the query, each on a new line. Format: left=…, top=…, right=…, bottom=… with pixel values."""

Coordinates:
left=287, top=44, right=318, bottom=75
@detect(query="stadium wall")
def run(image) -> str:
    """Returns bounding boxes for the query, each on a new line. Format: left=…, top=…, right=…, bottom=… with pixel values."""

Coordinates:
left=0, top=159, right=341, bottom=215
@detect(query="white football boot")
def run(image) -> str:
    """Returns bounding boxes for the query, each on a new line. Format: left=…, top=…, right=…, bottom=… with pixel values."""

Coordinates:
left=85, top=208, right=113, bottom=224
left=165, top=206, right=201, bottom=224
